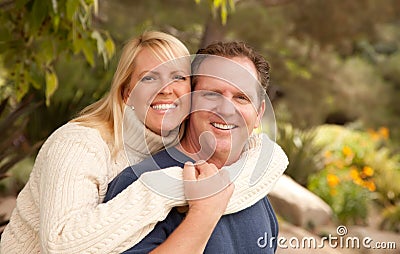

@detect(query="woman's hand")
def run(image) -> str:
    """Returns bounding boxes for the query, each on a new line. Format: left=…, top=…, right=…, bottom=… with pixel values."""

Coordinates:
left=149, top=161, right=234, bottom=254
left=183, top=161, right=234, bottom=217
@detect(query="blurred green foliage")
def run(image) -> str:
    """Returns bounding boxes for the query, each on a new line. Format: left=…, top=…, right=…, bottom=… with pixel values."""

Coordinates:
left=276, top=124, right=323, bottom=187
left=381, top=205, right=400, bottom=232
left=0, top=96, right=42, bottom=181
left=0, top=0, right=115, bottom=106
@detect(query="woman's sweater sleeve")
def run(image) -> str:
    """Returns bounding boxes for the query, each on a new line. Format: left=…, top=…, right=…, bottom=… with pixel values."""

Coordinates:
left=38, top=131, right=183, bottom=254
left=223, top=133, right=289, bottom=214
left=37, top=129, right=285, bottom=253
left=140, top=133, right=289, bottom=216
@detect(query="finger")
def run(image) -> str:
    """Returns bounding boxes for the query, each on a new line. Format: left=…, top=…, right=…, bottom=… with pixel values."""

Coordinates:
left=226, top=183, right=235, bottom=197
left=183, top=161, right=196, bottom=181
left=195, top=161, right=219, bottom=178
left=219, top=169, right=232, bottom=186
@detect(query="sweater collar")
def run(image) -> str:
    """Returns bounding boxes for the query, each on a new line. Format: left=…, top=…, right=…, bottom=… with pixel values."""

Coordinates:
left=122, top=106, right=180, bottom=163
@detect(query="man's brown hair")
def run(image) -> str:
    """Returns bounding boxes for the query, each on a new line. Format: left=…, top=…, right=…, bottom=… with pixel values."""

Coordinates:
left=192, top=41, right=270, bottom=102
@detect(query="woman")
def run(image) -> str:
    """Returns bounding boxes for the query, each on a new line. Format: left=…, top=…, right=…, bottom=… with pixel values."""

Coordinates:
left=1, top=31, right=286, bottom=253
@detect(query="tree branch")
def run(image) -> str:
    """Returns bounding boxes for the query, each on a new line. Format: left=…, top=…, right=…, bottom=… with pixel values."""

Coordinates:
left=0, top=0, right=14, bottom=9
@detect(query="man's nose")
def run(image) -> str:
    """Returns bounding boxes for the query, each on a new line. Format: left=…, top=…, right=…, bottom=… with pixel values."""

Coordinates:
left=216, top=97, right=236, bottom=116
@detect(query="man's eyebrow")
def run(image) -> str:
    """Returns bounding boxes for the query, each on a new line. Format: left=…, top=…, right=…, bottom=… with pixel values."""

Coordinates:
left=199, top=87, right=223, bottom=94
left=236, top=91, right=251, bottom=98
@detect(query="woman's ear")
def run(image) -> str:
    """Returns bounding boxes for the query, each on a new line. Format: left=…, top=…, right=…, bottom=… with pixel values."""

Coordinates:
left=123, top=85, right=132, bottom=104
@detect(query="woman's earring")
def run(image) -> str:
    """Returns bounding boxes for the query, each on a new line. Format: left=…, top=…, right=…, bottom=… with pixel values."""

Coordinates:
left=130, top=106, right=135, bottom=110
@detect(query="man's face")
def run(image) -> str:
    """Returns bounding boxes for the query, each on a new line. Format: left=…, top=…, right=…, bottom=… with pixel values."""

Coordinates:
left=188, top=56, right=265, bottom=165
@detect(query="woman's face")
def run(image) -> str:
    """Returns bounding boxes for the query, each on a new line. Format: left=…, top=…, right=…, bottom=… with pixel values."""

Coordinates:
left=126, top=47, right=191, bottom=135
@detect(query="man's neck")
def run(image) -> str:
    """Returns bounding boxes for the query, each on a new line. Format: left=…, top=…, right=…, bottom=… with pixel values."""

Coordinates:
left=176, top=136, right=240, bottom=169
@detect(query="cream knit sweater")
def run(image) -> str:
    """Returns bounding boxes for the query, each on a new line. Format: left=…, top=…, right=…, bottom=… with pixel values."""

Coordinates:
left=1, top=111, right=288, bottom=254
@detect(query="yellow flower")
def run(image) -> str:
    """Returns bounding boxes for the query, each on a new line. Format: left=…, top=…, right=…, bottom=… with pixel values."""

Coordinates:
left=362, top=166, right=374, bottom=177
left=327, top=173, right=340, bottom=187
left=342, top=146, right=353, bottom=158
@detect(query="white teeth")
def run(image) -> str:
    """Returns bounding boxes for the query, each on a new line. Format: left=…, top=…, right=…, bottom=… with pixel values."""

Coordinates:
left=151, top=104, right=176, bottom=110
left=211, top=122, right=236, bottom=130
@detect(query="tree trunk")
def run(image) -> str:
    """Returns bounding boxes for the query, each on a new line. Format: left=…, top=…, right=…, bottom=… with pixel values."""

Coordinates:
left=199, top=14, right=226, bottom=49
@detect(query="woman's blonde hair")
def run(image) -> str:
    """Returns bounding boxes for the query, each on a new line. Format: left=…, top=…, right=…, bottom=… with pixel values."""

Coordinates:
left=71, top=31, right=189, bottom=157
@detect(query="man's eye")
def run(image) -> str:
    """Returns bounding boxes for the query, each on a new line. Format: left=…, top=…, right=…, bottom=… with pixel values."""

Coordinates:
left=203, top=92, right=221, bottom=100
left=140, top=76, right=156, bottom=82
left=173, top=75, right=186, bottom=81
left=236, top=95, right=251, bottom=104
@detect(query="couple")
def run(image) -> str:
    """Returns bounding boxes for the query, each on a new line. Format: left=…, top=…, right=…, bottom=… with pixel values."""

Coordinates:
left=1, top=31, right=288, bottom=253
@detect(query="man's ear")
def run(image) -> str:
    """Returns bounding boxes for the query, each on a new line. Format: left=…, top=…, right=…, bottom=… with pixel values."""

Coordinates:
left=254, top=100, right=265, bottom=129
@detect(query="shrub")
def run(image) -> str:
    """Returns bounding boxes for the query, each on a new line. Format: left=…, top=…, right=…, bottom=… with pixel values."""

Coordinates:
left=308, top=125, right=400, bottom=227
left=276, top=124, right=323, bottom=186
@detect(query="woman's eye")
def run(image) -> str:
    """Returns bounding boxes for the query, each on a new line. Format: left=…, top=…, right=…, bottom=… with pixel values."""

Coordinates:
left=140, top=75, right=156, bottom=82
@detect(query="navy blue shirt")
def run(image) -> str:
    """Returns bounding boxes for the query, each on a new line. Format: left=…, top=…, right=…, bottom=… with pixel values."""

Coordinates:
left=105, top=147, right=278, bottom=253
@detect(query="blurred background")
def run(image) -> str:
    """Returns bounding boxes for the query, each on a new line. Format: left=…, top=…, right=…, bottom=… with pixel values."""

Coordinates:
left=0, top=0, right=399, bottom=252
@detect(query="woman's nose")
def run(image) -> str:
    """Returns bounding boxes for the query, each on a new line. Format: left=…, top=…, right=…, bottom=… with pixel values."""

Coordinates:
left=159, top=83, right=174, bottom=95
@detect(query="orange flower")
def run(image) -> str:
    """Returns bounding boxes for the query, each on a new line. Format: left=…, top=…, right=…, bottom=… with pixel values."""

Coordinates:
left=363, top=181, right=376, bottom=192
left=362, top=166, right=374, bottom=177
left=327, top=173, right=340, bottom=187
left=368, top=129, right=380, bottom=141
left=378, top=127, right=389, bottom=140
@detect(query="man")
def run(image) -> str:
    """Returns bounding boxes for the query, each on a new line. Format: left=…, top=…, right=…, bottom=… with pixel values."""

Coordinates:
left=105, top=41, right=279, bottom=253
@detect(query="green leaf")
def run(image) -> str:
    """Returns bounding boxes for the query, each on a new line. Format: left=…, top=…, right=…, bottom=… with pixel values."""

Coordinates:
left=29, top=0, right=48, bottom=34
left=53, top=15, right=60, bottom=32
left=28, top=66, right=43, bottom=90
left=81, top=39, right=95, bottom=67
left=16, top=80, right=29, bottom=102
left=35, top=39, right=55, bottom=65
left=66, top=0, right=80, bottom=21
left=228, top=0, right=235, bottom=11
left=221, top=1, right=227, bottom=25
left=72, top=34, right=83, bottom=54
left=104, top=37, right=115, bottom=59
left=45, top=68, right=58, bottom=106
left=91, top=30, right=104, bottom=55
left=213, top=0, right=222, bottom=8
